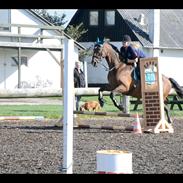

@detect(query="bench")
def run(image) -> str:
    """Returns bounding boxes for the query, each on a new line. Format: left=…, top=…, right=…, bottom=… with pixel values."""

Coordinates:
left=166, top=94, right=183, bottom=111
left=130, top=98, right=142, bottom=111
left=130, top=93, right=183, bottom=111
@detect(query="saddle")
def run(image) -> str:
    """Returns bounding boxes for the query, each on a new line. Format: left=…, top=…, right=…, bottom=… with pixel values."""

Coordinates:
left=125, top=59, right=140, bottom=81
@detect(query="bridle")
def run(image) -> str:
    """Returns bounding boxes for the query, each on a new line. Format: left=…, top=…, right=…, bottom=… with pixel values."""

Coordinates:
left=92, top=43, right=119, bottom=72
left=93, top=45, right=115, bottom=72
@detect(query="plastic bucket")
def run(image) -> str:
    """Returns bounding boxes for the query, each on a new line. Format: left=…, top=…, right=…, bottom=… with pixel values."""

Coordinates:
left=96, top=150, right=133, bottom=174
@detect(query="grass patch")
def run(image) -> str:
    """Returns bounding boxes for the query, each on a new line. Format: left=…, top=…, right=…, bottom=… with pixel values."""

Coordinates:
left=0, top=96, right=182, bottom=119
left=0, top=105, right=63, bottom=119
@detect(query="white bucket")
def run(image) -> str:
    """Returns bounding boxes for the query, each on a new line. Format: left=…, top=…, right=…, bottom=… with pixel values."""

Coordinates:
left=96, top=150, right=133, bottom=174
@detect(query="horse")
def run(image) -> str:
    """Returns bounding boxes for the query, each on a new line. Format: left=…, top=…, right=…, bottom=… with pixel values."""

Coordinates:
left=91, top=41, right=183, bottom=124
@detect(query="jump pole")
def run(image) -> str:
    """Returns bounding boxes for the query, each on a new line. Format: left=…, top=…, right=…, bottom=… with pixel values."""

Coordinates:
left=73, top=111, right=143, bottom=118
left=0, top=116, right=44, bottom=120
left=62, top=38, right=74, bottom=173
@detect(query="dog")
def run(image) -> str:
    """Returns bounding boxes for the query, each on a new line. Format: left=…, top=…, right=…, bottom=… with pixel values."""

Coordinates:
left=79, top=101, right=101, bottom=112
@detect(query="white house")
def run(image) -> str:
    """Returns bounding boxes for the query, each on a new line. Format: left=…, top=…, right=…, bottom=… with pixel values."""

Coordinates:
left=0, top=9, right=85, bottom=89
left=67, top=9, right=183, bottom=86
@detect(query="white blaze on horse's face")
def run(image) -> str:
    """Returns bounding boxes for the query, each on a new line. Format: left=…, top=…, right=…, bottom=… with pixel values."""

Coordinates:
left=91, top=44, right=103, bottom=67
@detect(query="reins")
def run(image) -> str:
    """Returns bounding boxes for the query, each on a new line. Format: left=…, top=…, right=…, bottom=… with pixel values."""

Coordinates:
left=99, top=61, right=116, bottom=72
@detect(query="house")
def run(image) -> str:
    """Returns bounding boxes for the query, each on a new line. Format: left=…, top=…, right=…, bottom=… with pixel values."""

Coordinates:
left=66, top=9, right=183, bottom=86
left=0, top=9, right=85, bottom=89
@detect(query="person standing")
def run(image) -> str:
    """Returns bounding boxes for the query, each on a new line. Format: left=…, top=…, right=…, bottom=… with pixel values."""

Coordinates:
left=74, top=60, right=85, bottom=110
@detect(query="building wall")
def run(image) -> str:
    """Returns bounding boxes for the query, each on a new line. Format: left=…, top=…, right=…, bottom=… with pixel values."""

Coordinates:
left=0, top=9, right=79, bottom=89
left=146, top=48, right=183, bottom=86
left=159, top=49, right=183, bottom=86
left=0, top=48, right=61, bottom=89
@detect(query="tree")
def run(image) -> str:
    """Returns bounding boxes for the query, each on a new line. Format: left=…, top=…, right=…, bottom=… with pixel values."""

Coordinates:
left=33, top=10, right=90, bottom=61
left=65, top=22, right=88, bottom=41
left=32, top=9, right=67, bottom=26
left=33, top=9, right=87, bottom=42
left=65, top=23, right=91, bottom=61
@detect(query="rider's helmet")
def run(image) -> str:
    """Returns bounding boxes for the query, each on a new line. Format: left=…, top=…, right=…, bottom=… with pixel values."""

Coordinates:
left=122, top=35, right=131, bottom=42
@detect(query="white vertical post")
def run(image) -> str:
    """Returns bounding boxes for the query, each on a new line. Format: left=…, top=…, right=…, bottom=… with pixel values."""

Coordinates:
left=149, top=9, right=160, bottom=57
left=83, top=61, right=88, bottom=87
left=153, top=9, right=160, bottom=57
left=62, top=38, right=75, bottom=174
left=122, top=96, right=130, bottom=114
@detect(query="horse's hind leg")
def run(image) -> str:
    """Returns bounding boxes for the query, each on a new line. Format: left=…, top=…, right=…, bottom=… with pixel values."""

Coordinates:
left=164, top=104, right=173, bottom=124
left=110, top=91, right=124, bottom=111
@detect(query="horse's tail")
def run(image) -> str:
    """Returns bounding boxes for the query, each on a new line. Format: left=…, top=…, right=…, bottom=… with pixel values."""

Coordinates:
left=169, top=77, right=183, bottom=98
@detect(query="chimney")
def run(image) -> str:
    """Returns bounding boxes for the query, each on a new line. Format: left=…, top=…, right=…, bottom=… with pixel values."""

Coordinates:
left=148, top=9, right=160, bottom=56
left=138, top=13, right=145, bottom=25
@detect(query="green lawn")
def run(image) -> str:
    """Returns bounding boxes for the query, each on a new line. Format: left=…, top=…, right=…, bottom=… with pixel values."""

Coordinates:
left=0, top=96, right=182, bottom=119
left=0, top=105, right=63, bottom=119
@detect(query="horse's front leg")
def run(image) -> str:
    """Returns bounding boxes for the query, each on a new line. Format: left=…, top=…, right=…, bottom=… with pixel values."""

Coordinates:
left=98, top=88, right=105, bottom=107
left=110, top=84, right=128, bottom=111
left=98, top=84, right=112, bottom=107
left=110, top=92, right=124, bottom=111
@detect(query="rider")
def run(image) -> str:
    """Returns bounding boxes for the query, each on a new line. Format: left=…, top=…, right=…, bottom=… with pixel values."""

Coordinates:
left=120, top=34, right=146, bottom=87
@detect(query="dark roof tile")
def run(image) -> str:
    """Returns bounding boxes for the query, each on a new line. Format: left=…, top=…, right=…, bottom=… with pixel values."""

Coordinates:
left=117, top=9, right=183, bottom=48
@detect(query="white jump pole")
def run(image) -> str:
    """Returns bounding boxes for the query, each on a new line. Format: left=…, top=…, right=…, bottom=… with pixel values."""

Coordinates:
left=62, top=38, right=74, bottom=174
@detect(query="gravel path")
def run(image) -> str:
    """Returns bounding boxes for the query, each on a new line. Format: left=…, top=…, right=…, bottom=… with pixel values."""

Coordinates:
left=0, top=117, right=182, bottom=174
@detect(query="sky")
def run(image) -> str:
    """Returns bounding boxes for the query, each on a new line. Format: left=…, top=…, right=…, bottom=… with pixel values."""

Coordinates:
left=47, top=9, right=77, bottom=27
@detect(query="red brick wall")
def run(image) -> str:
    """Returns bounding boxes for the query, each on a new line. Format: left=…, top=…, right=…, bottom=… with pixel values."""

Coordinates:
left=144, top=92, right=160, bottom=126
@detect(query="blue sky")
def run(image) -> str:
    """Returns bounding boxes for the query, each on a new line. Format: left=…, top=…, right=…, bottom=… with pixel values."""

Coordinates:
left=47, top=9, right=77, bottom=27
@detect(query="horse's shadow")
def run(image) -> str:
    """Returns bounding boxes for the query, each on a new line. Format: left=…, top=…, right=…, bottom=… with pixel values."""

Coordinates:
left=75, top=127, right=133, bottom=134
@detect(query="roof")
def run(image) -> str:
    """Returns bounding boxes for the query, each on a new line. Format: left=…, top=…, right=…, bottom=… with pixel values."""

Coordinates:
left=117, top=9, right=183, bottom=49
left=27, top=9, right=85, bottom=50
left=68, top=9, right=183, bottom=49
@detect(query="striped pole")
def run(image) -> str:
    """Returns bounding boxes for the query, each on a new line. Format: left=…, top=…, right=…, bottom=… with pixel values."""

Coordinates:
left=0, top=116, right=44, bottom=120
left=73, top=111, right=143, bottom=118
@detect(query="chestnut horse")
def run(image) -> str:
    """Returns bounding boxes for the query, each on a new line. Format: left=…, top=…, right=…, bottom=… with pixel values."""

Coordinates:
left=91, top=41, right=183, bottom=123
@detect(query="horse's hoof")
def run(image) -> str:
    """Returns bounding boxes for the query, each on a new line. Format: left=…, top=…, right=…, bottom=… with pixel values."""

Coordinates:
left=118, top=105, right=124, bottom=111
left=99, top=100, right=104, bottom=107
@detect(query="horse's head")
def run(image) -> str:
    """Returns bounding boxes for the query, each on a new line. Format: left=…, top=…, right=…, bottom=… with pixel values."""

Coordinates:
left=91, top=43, right=103, bottom=67
left=91, top=38, right=121, bottom=68
left=91, top=37, right=109, bottom=67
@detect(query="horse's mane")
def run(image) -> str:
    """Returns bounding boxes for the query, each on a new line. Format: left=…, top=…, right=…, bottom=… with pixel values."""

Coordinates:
left=107, top=43, right=121, bottom=55
left=106, top=42, right=125, bottom=63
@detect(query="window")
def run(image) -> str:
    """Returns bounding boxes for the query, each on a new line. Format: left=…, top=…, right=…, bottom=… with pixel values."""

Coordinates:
left=89, top=11, right=98, bottom=26
left=105, top=10, right=115, bottom=26
left=11, top=56, right=28, bottom=67
left=0, top=9, right=11, bottom=31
